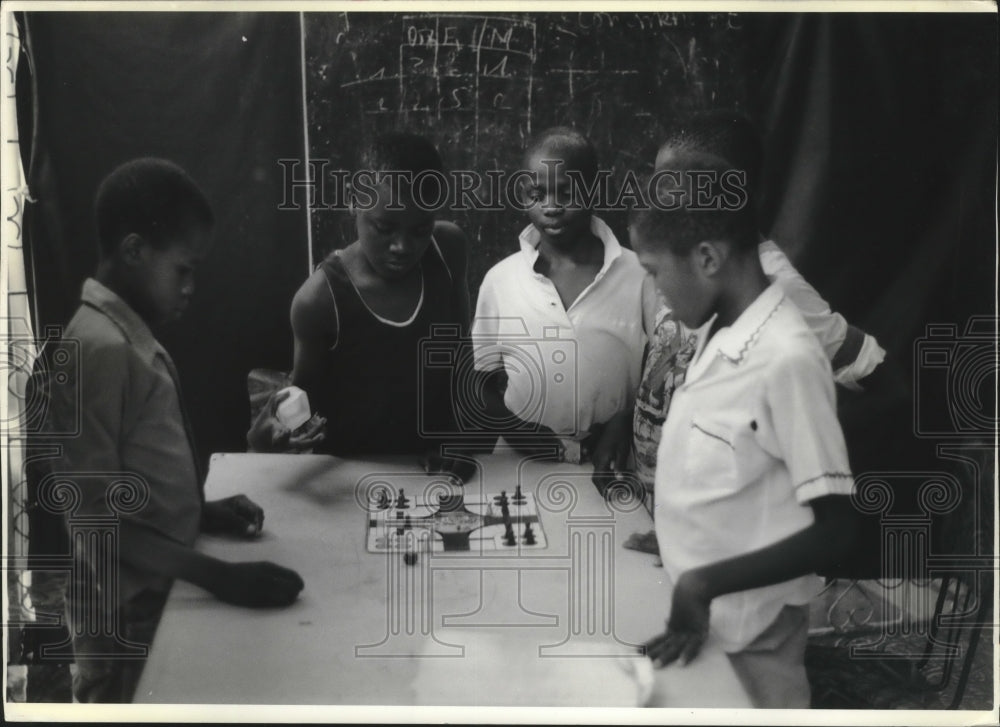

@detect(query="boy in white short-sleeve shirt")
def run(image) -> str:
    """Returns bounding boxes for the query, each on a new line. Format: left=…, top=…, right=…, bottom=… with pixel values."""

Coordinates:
left=472, top=128, right=646, bottom=457
left=473, top=215, right=646, bottom=439
left=634, top=152, right=859, bottom=708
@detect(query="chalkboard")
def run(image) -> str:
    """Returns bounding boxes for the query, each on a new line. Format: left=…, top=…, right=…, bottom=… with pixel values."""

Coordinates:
left=306, top=11, right=750, bottom=287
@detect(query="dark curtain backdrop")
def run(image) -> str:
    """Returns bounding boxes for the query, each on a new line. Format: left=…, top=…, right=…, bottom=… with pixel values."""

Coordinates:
left=751, top=13, right=996, bottom=526
left=20, top=13, right=310, bottom=464
left=748, top=14, right=996, bottom=576
left=18, top=12, right=997, bottom=489
left=752, top=13, right=996, bottom=361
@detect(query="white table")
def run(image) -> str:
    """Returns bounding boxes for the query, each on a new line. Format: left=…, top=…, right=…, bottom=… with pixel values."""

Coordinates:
left=135, top=452, right=749, bottom=707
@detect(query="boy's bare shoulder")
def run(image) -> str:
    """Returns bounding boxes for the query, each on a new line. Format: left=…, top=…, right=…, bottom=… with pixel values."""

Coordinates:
left=290, top=267, right=336, bottom=336
left=433, top=219, right=466, bottom=247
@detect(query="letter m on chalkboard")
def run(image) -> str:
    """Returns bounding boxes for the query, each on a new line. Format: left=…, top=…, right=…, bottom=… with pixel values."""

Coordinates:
left=490, top=27, right=513, bottom=48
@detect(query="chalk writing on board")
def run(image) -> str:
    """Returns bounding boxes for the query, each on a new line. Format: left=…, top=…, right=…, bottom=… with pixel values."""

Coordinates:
left=307, top=11, right=749, bottom=283
left=393, top=15, right=537, bottom=161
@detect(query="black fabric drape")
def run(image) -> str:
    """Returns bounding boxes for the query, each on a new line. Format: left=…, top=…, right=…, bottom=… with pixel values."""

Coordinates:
left=21, top=12, right=310, bottom=462
left=748, top=14, right=997, bottom=576
left=753, top=14, right=996, bottom=348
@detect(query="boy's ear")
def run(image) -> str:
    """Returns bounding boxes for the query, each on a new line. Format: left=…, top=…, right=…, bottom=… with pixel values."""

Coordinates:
left=693, top=239, right=726, bottom=278
left=118, top=233, right=148, bottom=266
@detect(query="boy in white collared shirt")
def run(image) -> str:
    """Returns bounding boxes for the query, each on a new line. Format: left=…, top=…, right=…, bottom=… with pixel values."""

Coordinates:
left=471, top=128, right=645, bottom=459
left=633, top=152, right=859, bottom=708
left=631, top=111, right=885, bottom=499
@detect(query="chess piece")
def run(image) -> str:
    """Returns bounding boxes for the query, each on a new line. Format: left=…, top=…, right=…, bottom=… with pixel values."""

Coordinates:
left=523, top=522, right=536, bottom=546
left=512, top=484, right=526, bottom=504
left=395, top=489, right=409, bottom=508
left=403, top=551, right=418, bottom=566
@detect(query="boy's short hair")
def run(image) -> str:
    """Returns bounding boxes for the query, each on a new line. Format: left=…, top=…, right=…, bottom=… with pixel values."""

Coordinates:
left=631, top=149, right=757, bottom=256
left=95, top=158, right=213, bottom=258
left=361, top=132, right=445, bottom=175
left=659, top=110, right=763, bottom=202
left=523, top=126, right=599, bottom=184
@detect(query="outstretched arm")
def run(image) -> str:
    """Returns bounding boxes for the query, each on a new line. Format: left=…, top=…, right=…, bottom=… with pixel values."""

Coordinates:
left=117, top=520, right=303, bottom=608
left=644, top=495, right=857, bottom=666
left=646, top=344, right=857, bottom=666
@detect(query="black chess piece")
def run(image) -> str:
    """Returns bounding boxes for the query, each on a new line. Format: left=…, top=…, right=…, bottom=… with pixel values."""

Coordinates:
left=504, top=525, right=517, bottom=546
left=404, top=551, right=418, bottom=566
left=523, top=522, right=536, bottom=545
left=395, top=489, right=409, bottom=508
left=512, top=484, right=526, bottom=504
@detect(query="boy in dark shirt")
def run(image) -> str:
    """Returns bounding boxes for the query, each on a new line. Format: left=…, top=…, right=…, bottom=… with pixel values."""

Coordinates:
left=48, top=158, right=303, bottom=702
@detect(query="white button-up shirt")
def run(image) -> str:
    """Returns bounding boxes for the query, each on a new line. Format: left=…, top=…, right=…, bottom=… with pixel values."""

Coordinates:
left=654, top=282, right=855, bottom=651
left=757, top=240, right=885, bottom=387
left=472, top=216, right=647, bottom=437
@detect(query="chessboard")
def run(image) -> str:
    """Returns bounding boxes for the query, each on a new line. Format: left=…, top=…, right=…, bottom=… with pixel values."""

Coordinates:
left=365, top=485, right=547, bottom=554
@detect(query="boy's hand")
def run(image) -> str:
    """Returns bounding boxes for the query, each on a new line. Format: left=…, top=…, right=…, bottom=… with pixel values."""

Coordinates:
left=588, top=412, right=632, bottom=495
left=505, top=416, right=564, bottom=461
left=643, top=571, right=711, bottom=668
left=590, top=413, right=632, bottom=471
left=421, top=454, right=478, bottom=484
left=209, top=561, right=304, bottom=608
left=623, top=528, right=660, bottom=555
left=247, top=389, right=326, bottom=453
left=202, top=495, right=265, bottom=538
left=287, top=413, right=327, bottom=451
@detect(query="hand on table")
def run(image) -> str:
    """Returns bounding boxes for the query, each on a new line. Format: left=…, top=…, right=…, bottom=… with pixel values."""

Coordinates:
left=504, top=416, right=564, bottom=461
left=588, top=413, right=633, bottom=497
left=202, top=495, right=264, bottom=538
left=209, top=561, right=305, bottom=608
left=642, top=571, right=711, bottom=668
left=247, top=388, right=327, bottom=453
left=623, top=528, right=660, bottom=556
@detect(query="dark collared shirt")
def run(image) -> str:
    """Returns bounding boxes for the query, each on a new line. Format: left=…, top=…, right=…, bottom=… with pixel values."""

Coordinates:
left=50, top=278, right=202, bottom=602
